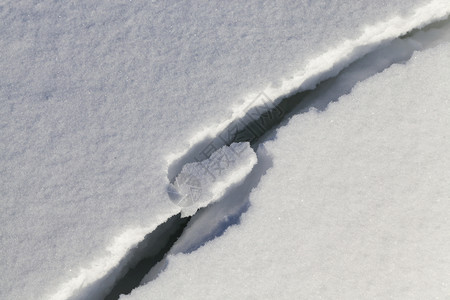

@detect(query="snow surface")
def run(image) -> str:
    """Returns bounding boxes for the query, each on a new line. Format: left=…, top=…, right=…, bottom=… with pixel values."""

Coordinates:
left=123, top=42, right=450, bottom=299
left=1, top=1, right=449, bottom=299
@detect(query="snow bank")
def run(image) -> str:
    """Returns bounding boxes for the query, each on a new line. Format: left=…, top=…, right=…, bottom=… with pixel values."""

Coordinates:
left=124, top=43, right=450, bottom=299
left=1, top=0, right=448, bottom=299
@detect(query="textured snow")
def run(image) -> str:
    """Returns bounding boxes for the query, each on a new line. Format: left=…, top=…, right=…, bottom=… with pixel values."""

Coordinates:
left=1, top=1, right=449, bottom=299
left=123, top=43, right=450, bottom=299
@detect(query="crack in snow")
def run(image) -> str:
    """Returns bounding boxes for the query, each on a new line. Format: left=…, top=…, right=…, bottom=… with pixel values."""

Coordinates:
left=145, top=10, right=450, bottom=294
left=106, top=14, right=450, bottom=300
left=49, top=9, right=450, bottom=300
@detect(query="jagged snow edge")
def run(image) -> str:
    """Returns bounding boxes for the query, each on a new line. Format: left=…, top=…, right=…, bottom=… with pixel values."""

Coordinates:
left=46, top=218, right=172, bottom=300
left=165, top=0, right=450, bottom=167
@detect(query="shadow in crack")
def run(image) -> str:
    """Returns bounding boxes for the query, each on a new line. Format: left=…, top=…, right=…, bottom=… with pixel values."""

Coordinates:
left=138, top=146, right=274, bottom=286
left=167, top=92, right=287, bottom=182
left=104, top=15, right=450, bottom=299
left=167, top=16, right=450, bottom=184
left=103, top=214, right=190, bottom=300
left=160, top=15, right=450, bottom=268
left=171, top=145, right=273, bottom=255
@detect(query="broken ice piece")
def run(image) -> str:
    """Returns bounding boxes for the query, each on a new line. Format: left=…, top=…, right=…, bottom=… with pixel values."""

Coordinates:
left=168, top=142, right=257, bottom=216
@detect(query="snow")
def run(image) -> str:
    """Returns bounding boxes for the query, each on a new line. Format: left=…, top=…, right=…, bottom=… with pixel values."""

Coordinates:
left=1, top=1, right=449, bottom=299
left=123, top=42, right=450, bottom=299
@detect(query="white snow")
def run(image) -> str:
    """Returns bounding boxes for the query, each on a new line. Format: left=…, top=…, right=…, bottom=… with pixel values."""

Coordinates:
left=1, top=1, right=449, bottom=299
left=123, top=42, right=450, bottom=299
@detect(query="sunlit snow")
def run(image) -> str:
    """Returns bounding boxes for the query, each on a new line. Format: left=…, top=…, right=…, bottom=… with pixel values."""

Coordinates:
left=1, top=1, right=449, bottom=299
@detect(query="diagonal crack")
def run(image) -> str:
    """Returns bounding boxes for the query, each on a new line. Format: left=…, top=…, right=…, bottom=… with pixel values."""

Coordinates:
left=103, top=15, right=450, bottom=300
left=103, top=214, right=190, bottom=300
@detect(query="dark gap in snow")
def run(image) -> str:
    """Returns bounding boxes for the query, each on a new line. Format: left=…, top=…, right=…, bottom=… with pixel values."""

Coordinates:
left=103, top=214, right=190, bottom=300
left=101, top=16, right=450, bottom=300
left=134, top=148, right=274, bottom=287
left=402, top=16, right=450, bottom=39
left=161, top=15, right=450, bottom=275
left=167, top=92, right=288, bottom=182
left=168, top=15, right=450, bottom=184
left=172, top=146, right=274, bottom=255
